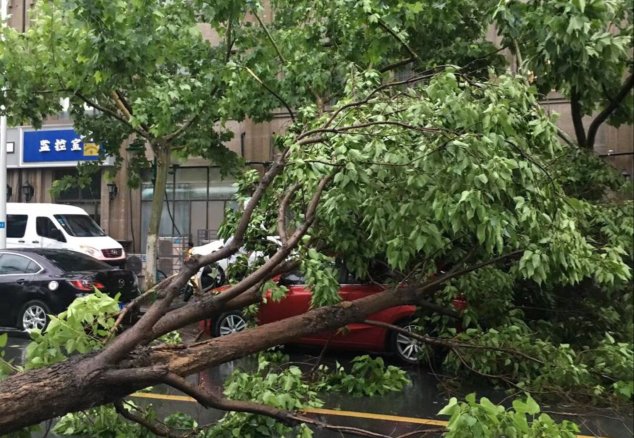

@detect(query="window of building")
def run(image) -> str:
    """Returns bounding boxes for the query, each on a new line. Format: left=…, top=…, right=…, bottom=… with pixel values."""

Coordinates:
left=140, top=166, right=239, bottom=273
left=52, top=168, right=102, bottom=225
left=53, top=169, right=101, bottom=201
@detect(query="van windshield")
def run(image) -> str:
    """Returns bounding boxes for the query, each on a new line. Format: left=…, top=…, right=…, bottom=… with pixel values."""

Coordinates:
left=54, top=214, right=105, bottom=237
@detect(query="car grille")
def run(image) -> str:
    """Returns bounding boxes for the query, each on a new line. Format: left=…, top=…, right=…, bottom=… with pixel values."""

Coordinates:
left=102, top=248, right=123, bottom=258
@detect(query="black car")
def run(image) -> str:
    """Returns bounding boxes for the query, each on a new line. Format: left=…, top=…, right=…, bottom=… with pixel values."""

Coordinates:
left=0, top=248, right=140, bottom=331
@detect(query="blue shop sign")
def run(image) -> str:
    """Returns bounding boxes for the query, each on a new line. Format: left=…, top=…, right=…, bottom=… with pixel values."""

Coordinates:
left=22, top=129, right=100, bottom=164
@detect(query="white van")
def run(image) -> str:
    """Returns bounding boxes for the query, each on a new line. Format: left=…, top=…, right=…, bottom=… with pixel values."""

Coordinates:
left=5, top=203, right=126, bottom=266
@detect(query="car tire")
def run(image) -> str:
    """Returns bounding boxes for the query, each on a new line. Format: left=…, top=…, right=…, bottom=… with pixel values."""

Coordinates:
left=18, top=300, right=50, bottom=331
left=201, top=263, right=226, bottom=291
left=389, top=319, right=423, bottom=365
left=212, top=311, right=247, bottom=337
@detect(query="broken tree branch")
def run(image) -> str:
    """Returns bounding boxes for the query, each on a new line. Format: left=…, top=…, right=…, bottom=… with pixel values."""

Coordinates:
left=114, top=400, right=186, bottom=438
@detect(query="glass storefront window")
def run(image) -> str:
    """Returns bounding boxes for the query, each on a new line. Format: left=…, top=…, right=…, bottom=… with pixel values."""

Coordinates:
left=140, top=166, right=238, bottom=252
left=52, top=168, right=102, bottom=225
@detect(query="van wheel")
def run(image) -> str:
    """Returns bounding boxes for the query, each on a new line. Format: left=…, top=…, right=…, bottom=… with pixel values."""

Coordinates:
left=212, top=312, right=247, bottom=337
left=19, top=300, right=50, bottom=331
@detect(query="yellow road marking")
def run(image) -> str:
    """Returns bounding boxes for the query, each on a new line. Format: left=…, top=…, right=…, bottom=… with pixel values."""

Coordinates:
left=133, top=392, right=194, bottom=402
left=300, top=407, right=448, bottom=427
left=129, top=392, right=605, bottom=437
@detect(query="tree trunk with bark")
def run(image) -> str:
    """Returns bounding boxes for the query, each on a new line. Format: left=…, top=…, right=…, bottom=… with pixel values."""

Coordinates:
left=144, top=145, right=171, bottom=288
left=0, top=286, right=421, bottom=433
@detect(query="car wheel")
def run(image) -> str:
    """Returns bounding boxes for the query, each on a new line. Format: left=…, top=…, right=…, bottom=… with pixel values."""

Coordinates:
left=201, top=263, right=226, bottom=291
left=19, top=300, right=50, bottom=331
left=389, top=319, right=423, bottom=365
left=212, top=311, right=247, bottom=337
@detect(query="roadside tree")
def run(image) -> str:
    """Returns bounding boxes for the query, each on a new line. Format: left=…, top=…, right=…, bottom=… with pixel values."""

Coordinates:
left=0, top=0, right=242, bottom=285
left=0, top=0, right=504, bottom=284
left=495, top=0, right=633, bottom=150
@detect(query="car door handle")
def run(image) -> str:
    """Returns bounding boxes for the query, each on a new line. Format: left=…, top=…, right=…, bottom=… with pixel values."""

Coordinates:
left=18, top=240, right=25, bottom=243
left=16, top=279, right=25, bottom=285
left=32, top=240, right=39, bottom=244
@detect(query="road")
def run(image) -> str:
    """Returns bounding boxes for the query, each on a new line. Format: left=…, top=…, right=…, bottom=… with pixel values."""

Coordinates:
left=1, top=330, right=632, bottom=437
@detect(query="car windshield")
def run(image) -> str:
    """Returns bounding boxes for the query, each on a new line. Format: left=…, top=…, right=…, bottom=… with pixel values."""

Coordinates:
left=54, top=214, right=105, bottom=237
left=43, top=250, right=111, bottom=272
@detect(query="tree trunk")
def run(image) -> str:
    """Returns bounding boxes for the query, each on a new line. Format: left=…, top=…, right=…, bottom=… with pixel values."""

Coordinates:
left=144, top=145, right=171, bottom=288
left=586, top=74, right=634, bottom=151
left=0, top=286, right=422, bottom=433
left=570, top=90, right=588, bottom=148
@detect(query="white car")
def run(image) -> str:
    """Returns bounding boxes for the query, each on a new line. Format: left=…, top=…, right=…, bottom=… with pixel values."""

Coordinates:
left=185, top=236, right=281, bottom=297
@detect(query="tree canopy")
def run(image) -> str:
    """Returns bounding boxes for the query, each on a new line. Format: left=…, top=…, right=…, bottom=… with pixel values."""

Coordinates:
left=0, top=0, right=632, bottom=436
left=495, top=0, right=633, bottom=149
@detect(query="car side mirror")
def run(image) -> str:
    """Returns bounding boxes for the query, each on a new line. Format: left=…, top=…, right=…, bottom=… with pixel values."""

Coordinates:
left=50, top=228, right=66, bottom=242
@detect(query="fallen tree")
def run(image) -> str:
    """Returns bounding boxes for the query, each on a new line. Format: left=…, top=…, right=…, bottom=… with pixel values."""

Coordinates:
left=1, top=66, right=631, bottom=435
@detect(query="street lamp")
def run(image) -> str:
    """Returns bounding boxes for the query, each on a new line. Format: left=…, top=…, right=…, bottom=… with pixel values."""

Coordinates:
left=107, top=182, right=118, bottom=200
left=21, top=183, right=34, bottom=202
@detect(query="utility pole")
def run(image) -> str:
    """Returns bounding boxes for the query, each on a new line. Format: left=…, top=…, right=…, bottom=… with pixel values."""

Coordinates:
left=0, top=0, right=8, bottom=249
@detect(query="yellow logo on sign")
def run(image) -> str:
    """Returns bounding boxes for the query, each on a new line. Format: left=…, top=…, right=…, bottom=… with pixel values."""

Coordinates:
left=83, top=142, right=99, bottom=156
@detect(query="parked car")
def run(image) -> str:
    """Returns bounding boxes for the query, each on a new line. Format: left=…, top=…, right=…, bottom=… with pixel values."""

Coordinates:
left=0, top=248, right=140, bottom=331
left=183, top=235, right=281, bottom=299
left=7, top=203, right=126, bottom=266
left=200, top=269, right=452, bottom=364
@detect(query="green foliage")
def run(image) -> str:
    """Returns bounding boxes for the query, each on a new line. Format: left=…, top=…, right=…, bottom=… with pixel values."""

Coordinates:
left=198, top=353, right=410, bottom=437
left=579, top=201, right=634, bottom=261
left=217, top=0, right=503, bottom=120
left=443, top=326, right=634, bottom=403
left=25, top=292, right=120, bottom=369
left=218, top=63, right=632, bottom=411
left=204, top=356, right=322, bottom=437
left=54, top=403, right=200, bottom=437
left=553, top=148, right=631, bottom=200
left=439, top=393, right=580, bottom=437
left=157, top=330, right=183, bottom=346
left=261, top=279, right=289, bottom=303
left=270, top=69, right=629, bottom=293
left=300, top=250, right=340, bottom=308
left=0, top=333, right=17, bottom=378
left=164, top=412, right=199, bottom=432
left=0, top=425, right=41, bottom=438
left=495, top=0, right=633, bottom=129
left=314, top=355, right=410, bottom=396
left=54, top=404, right=153, bottom=437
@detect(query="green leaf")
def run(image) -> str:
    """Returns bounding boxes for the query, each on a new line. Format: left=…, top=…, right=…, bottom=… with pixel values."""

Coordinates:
left=438, top=397, right=459, bottom=416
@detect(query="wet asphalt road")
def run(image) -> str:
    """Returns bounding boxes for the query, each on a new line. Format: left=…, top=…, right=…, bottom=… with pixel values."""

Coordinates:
left=1, top=330, right=633, bottom=437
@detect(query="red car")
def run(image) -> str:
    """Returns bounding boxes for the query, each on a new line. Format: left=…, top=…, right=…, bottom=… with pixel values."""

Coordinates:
left=200, top=270, right=429, bottom=364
